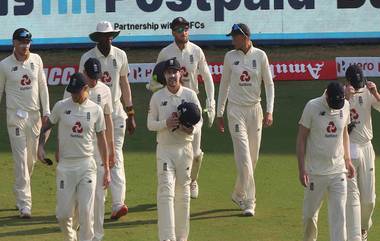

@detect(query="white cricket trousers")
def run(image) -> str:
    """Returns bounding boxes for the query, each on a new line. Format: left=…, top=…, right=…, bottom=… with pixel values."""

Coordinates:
left=56, top=158, right=97, bottom=241
left=93, top=142, right=107, bottom=241
left=346, top=142, right=376, bottom=241
left=303, top=173, right=347, bottom=241
left=227, top=102, right=263, bottom=209
left=6, top=109, right=41, bottom=211
left=156, top=143, right=193, bottom=241
left=110, top=114, right=127, bottom=211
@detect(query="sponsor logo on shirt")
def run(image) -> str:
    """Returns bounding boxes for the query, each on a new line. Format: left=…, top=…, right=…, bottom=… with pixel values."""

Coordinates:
left=11, top=66, right=18, bottom=72
left=189, top=55, right=194, bottom=64
left=30, top=62, right=34, bottom=71
left=252, top=60, right=257, bottom=69
left=113, top=59, right=118, bottom=69
left=161, top=100, right=168, bottom=106
left=180, top=66, right=189, bottom=79
left=71, top=121, right=84, bottom=138
left=101, top=71, right=112, bottom=86
left=20, top=74, right=32, bottom=90
left=325, top=121, right=338, bottom=138
left=65, top=110, right=71, bottom=115
left=350, top=108, right=360, bottom=125
left=233, top=61, right=239, bottom=65
left=97, top=94, right=101, bottom=104
left=239, top=71, right=251, bottom=86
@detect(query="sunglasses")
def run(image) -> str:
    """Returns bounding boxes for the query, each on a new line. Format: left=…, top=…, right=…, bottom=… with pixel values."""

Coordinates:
left=173, top=26, right=189, bottom=34
left=231, top=24, right=248, bottom=38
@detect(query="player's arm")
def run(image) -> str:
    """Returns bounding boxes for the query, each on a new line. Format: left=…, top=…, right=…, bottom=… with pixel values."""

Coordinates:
left=104, top=113, right=115, bottom=168
left=367, top=81, right=380, bottom=112
left=343, top=125, right=355, bottom=179
left=296, top=124, right=310, bottom=187
left=95, top=108, right=110, bottom=188
left=119, top=53, right=136, bottom=135
left=198, top=50, right=215, bottom=127
left=262, top=52, right=274, bottom=127
left=147, top=95, right=168, bottom=131
left=37, top=118, right=54, bottom=165
left=216, top=53, right=232, bottom=133
left=38, top=57, right=50, bottom=121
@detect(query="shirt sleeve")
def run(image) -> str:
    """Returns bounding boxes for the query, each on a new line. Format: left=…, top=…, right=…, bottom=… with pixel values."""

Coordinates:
left=38, top=56, right=51, bottom=116
left=0, top=63, right=5, bottom=105
left=119, top=51, right=129, bottom=77
left=78, top=54, right=85, bottom=73
left=147, top=93, right=167, bottom=131
left=370, top=92, right=380, bottom=112
left=345, top=101, right=351, bottom=126
left=299, top=101, right=313, bottom=129
left=95, top=106, right=106, bottom=133
left=49, top=101, right=61, bottom=125
left=198, top=49, right=214, bottom=102
left=103, top=89, right=113, bottom=115
left=261, top=51, right=274, bottom=114
left=216, top=53, right=232, bottom=117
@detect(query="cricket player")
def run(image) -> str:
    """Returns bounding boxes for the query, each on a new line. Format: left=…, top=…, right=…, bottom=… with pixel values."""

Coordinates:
left=148, top=16, right=215, bottom=199
left=297, top=82, right=355, bottom=241
left=0, top=28, right=50, bottom=218
left=79, top=21, right=136, bottom=219
left=63, top=58, right=114, bottom=241
left=38, top=73, right=110, bottom=241
left=216, top=23, right=274, bottom=216
left=344, top=65, right=380, bottom=241
left=147, top=58, right=201, bottom=241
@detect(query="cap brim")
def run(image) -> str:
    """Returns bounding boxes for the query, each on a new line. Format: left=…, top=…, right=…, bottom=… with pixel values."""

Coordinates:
left=66, top=85, right=84, bottom=94
left=89, top=31, right=120, bottom=42
left=171, top=22, right=189, bottom=30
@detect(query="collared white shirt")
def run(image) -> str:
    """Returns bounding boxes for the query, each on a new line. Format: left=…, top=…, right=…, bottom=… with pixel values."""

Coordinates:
left=0, top=52, right=50, bottom=115
left=217, top=44, right=274, bottom=116
left=156, top=41, right=214, bottom=101
left=50, top=98, right=105, bottom=161
left=64, top=81, right=113, bottom=115
left=299, top=94, right=350, bottom=175
left=147, top=86, right=201, bottom=145
left=348, top=87, right=380, bottom=145
left=79, top=45, right=129, bottom=118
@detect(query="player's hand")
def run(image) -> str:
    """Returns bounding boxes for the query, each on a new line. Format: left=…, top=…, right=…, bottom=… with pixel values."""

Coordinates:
left=299, top=169, right=309, bottom=187
left=263, top=112, right=273, bottom=127
left=217, top=117, right=225, bottom=133
left=103, top=168, right=111, bottom=189
left=41, top=115, right=49, bottom=126
left=126, top=115, right=136, bottom=135
left=179, top=124, right=194, bottom=134
left=366, top=81, right=380, bottom=101
left=109, top=151, right=115, bottom=169
left=206, top=99, right=216, bottom=128
left=346, top=160, right=355, bottom=179
left=344, top=84, right=356, bottom=100
left=166, top=112, right=180, bottom=129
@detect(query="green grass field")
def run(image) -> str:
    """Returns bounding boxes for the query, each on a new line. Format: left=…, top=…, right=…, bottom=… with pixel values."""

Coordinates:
left=0, top=81, right=380, bottom=241
left=1, top=44, right=380, bottom=240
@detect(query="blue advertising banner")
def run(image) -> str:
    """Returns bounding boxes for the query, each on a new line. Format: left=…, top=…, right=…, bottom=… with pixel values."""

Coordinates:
left=0, top=0, right=379, bottom=47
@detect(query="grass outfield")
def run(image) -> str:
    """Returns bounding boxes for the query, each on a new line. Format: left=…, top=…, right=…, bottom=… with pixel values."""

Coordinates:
left=0, top=81, right=380, bottom=240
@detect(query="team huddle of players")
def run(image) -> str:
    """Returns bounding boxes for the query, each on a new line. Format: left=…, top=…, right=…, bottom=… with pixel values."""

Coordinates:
left=0, top=16, right=378, bottom=241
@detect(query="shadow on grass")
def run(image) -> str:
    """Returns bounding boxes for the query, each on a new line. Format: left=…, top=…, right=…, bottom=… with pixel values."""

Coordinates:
left=0, top=215, right=59, bottom=237
left=105, top=208, right=241, bottom=229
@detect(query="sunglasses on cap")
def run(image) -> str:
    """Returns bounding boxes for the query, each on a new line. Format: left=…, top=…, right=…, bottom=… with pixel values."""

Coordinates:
left=173, top=26, right=189, bottom=34
left=231, top=24, right=248, bottom=38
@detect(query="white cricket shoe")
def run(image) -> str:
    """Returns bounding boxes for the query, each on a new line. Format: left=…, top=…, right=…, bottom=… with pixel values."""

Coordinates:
left=242, top=205, right=255, bottom=217
left=231, top=194, right=246, bottom=210
left=19, top=208, right=31, bottom=219
left=190, top=181, right=199, bottom=199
